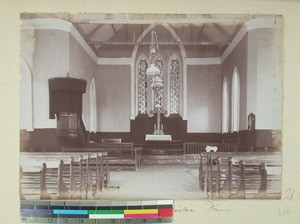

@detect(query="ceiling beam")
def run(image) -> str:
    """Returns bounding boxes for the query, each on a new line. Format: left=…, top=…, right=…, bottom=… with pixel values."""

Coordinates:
left=73, top=24, right=99, bottom=54
left=75, top=18, right=244, bottom=24
left=22, top=13, right=255, bottom=25
left=111, top=24, right=117, bottom=34
left=132, top=25, right=136, bottom=42
left=71, top=14, right=249, bottom=24
left=87, top=24, right=105, bottom=39
left=219, top=23, right=243, bottom=55
left=199, top=24, right=223, bottom=49
left=86, top=14, right=113, bottom=39
left=199, top=23, right=216, bottom=42
left=200, top=23, right=206, bottom=32
left=73, top=23, right=88, bottom=40
left=212, top=23, right=231, bottom=40
left=230, top=23, right=243, bottom=41
left=88, top=40, right=230, bottom=46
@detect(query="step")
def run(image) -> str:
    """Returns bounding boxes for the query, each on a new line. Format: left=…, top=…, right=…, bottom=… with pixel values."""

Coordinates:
left=142, top=154, right=201, bottom=165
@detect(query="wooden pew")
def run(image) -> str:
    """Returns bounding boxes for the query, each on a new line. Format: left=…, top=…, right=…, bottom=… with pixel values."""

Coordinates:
left=20, top=152, right=109, bottom=200
left=63, top=145, right=142, bottom=171
left=198, top=152, right=281, bottom=199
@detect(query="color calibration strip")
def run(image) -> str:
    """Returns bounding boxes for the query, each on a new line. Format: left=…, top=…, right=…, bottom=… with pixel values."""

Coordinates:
left=20, top=200, right=173, bottom=223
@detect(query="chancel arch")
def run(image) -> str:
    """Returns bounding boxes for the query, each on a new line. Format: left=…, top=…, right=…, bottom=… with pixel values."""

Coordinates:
left=222, top=77, right=229, bottom=133
left=89, top=77, right=97, bottom=132
left=20, top=58, right=33, bottom=131
left=132, top=24, right=187, bottom=119
left=231, top=67, right=240, bottom=132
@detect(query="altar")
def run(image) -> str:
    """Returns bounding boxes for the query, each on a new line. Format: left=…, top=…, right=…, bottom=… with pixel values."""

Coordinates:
left=145, top=134, right=172, bottom=142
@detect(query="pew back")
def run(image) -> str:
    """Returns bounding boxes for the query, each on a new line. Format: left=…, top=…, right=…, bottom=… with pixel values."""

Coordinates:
left=199, top=152, right=281, bottom=199
left=20, top=152, right=109, bottom=200
left=63, top=146, right=142, bottom=171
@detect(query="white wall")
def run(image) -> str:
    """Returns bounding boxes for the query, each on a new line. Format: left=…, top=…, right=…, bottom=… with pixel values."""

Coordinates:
left=21, top=23, right=282, bottom=134
left=187, top=65, right=222, bottom=132
left=20, top=29, right=98, bottom=130
left=222, top=35, right=248, bottom=131
left=222, top=27, right=282, bottom=131
left=247, top=28, right=282, bottom=130
left=96, top=65, right=131, bottom=132
left=20, top=58, right=33, bottom=131
left=69, top=35, right=97, bottom=131
left=32, top=29, right=69, bottom=129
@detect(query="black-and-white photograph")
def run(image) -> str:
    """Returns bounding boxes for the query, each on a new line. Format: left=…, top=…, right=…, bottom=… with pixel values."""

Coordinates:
left=19, top=13, right=282, bottom=200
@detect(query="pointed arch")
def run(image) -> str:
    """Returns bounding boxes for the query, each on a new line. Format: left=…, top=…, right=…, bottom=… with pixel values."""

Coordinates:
left=168, top=53, right=181, bottom=115
left=222, top=77, right=229, bottom=133
left=131, top=24, right=187, bottom=118
left=231, top=67, right=240, bottom=132
left=89, top=77, right=97, bottom=132
left=20, top=58, right=33, bottom=131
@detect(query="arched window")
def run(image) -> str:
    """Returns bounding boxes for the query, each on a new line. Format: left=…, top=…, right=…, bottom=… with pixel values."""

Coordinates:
left=222, top=77, right=229, bottom=133
left=20, top=58, right=33, bottom=131
left=154, top=58, right=164, bottom=108
left=231, top=67, right=240, bottom=132
left=89, top=77, right=97, bottom=132
left=137, top=58, right=148, bottom=114
left=169, top=57, right=180, bottom=114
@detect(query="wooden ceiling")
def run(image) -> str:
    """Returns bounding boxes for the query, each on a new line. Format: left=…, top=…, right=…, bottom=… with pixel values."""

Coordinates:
left=21, top=13, right=264, bottom=57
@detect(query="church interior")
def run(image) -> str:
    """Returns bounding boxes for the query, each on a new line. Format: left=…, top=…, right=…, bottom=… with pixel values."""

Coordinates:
left=19, top=13, right=282, bottom=200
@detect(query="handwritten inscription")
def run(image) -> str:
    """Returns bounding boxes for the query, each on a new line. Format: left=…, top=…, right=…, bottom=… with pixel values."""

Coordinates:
left=282, top=188, right=300, bottom=202
left=205, top=201, right=231, bottom=212
left=276, top=187, right=300, bottom=217
left=278, top=208, right=289, bottom=216
left=174, top=206, right=195, bottom=213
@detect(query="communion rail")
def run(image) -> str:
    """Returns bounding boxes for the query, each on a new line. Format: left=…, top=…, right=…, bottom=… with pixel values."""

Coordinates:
left=20, top=152, right=109, bottom=200
left=184, top=142, right=239, bottom=154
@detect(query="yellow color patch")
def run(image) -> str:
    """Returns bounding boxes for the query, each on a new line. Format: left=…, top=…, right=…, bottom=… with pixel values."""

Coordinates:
left=124, top=209, right=158, bottom=214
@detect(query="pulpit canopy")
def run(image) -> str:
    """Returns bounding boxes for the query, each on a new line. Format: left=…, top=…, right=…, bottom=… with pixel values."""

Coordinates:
left=48, top=76, right=87, bottom=93
left=48, top=76, right=87, bottom=119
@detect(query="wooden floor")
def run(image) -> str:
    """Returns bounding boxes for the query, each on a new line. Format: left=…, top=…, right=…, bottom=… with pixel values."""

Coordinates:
left=19, top=152, right=282, bottom=200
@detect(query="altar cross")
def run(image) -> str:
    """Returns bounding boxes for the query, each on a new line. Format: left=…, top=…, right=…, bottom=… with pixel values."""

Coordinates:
left=150, top=108, right=167, bottom=135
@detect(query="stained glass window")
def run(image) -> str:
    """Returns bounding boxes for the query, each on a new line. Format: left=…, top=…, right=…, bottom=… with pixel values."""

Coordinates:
left=154, top=58, right=164, bottom=108
left=170, top=58, right=180, bottom=114
left=138, top=59, right=148, bottom=114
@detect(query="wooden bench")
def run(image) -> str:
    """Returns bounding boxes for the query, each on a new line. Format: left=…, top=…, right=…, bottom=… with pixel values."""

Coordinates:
left=20, top=152, right=109, bottom=200
left=63, top=145, right=142, bottom=171
left=198, top=152, right=281, bottom=199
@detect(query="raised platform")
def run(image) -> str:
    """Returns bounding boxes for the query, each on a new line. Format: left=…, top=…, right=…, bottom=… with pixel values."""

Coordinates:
left=145, top=134, right=172, bottom=141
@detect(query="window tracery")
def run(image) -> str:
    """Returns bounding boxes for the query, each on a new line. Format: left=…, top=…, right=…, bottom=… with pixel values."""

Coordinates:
left=170, top=58, right=180, bottom=114
left=138, top=58, right=148, bottom=114
left=154, top=58, right=164, bottom=108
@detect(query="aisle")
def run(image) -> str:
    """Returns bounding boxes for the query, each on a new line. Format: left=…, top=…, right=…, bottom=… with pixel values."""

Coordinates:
left=99, top=164, right=206, bottom=200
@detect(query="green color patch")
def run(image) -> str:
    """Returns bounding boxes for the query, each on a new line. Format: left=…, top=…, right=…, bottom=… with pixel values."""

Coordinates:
left=88, top=210, right=124, bottom=215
